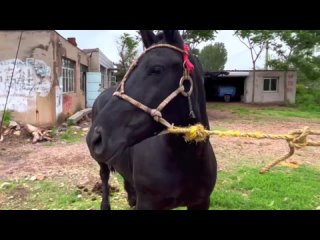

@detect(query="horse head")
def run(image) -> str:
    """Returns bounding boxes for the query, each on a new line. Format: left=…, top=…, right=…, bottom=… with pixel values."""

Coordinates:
left=86, top=30, right=208, bottom=163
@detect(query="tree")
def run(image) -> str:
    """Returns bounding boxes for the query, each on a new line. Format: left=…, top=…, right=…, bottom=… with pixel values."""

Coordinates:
left=234, top=30, right=273, bottom=102
left=138, top=30, right=218, bottom=50
left=182, top=30, right=218, bottom=49
left=115, top=32, right=139, bottom=81
left=198, top=43, right=227, bottom=71
left=267, top=30, right=320, bottom=82
left=235, top=30, right=320, bottom=83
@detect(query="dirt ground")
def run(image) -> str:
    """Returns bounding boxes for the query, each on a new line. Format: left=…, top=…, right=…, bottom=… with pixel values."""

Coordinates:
left=1, top=104, right=320, bottom=190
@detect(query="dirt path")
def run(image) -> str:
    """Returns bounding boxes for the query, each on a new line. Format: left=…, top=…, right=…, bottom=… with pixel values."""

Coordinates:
left=207, top=108, right=320, bottom=171
left=0, top=137, right=100, bottom=186
left=1, top=106, right=320, bottom=186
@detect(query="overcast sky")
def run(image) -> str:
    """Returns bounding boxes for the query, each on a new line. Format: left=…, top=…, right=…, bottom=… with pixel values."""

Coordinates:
left=56, top=30, right=267, bottom=70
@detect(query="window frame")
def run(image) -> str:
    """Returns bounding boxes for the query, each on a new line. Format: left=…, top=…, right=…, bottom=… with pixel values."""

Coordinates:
left=62, top=58, right=76, bottom=93
left=80, top=64, right=88, bottom=92
left=263, top=77, right=278, bottom=92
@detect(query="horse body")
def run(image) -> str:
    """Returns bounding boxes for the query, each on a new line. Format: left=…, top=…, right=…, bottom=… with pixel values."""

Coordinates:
left=86, top=30, right=217, bottom=210
left=132, top=134, right=217, bottom=209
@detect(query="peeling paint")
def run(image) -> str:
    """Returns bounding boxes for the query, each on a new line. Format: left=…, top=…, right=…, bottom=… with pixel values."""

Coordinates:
left=63, top=95, right=72, bottom=114
left=0, top=58, right=52, bottom=112
left=55, top=76, right=63, bottom=118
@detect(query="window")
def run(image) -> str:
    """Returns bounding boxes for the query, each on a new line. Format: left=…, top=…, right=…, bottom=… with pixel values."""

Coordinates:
left=62, top=58, right=75, bottom=93
left=263, top=78, right=278, bottom=92
left=80, top=64, right=88, bottom=92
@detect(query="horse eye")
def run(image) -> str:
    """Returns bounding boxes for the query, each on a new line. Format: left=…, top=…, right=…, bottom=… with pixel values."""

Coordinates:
left=149, top=66, right=164, bottom=75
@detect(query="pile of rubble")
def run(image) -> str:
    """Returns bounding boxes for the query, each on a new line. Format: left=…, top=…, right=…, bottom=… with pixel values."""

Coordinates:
left=0, top=121, right=52, bottom=143
left=0, top=109, right=92, bottom=143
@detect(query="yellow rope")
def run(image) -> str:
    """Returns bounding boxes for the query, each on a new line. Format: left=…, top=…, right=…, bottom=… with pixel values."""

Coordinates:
left=167, top=124, right=320, bottom=174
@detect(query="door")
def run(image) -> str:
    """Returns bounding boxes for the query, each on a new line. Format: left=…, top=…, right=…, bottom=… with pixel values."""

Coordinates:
left=86, top=72, right=102, bottom=108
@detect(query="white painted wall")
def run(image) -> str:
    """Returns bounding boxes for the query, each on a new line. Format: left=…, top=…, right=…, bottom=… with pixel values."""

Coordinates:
left=0, top=58, right=52, bottom=112
left=244, top=70, right=296, bottom=104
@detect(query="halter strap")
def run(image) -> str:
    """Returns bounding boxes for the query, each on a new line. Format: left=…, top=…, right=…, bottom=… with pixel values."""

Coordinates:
left=113, top=43, right=195, bottom=128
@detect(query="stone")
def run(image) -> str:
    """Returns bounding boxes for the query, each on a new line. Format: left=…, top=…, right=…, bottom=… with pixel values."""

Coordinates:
left=13, top=131, right=21, bottom=136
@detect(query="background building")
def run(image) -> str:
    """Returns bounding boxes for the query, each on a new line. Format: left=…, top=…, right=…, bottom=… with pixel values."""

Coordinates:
left=0, top=31, right=116, bottom=126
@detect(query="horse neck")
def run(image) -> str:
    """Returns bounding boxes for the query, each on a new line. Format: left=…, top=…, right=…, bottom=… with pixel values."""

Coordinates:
left=190, top=61, right=210, bottom=129
left=166, top=133, right=208, bottom=158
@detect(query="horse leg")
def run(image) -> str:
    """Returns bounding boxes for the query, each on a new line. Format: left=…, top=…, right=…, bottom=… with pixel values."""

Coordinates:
left=187, top=197, right=210, bottom=210
left=124, top=180, right=136, bottom=208
left=99, top=163, right=111, bottom=210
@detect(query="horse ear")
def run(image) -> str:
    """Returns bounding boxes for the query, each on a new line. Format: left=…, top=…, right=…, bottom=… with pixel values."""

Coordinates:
left=163, top=30, right=184, bottom=49
left=140, top=30, right=156, bottom=48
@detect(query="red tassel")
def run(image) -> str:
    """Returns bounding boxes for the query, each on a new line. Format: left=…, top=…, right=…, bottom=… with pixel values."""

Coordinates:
left=183, top=44, right=194, bottom=73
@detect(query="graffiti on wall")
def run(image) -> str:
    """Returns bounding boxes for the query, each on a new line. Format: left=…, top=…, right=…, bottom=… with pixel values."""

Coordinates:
left=0, top=58, right=52, bottom=112
left=55, top=77, right=63, bottom=118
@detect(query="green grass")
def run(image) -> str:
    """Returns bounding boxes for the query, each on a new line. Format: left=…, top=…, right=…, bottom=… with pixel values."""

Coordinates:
left=0, top=179, right=101, bottom=210
left=208, top=103, right=320, bottom=120
left=210, top=165, right=320, bottom=210
left=259, top=106, right=320, bottom=119
left=60, top=127, right=85, bottom=143
left=1, top=166, right=319, bottom=210
left=0, top=174, right=131, bottom=210
left=1, top=111, right=12, bottom=127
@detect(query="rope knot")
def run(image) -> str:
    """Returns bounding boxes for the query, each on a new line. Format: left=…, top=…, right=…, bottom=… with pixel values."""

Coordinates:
left=183, top=124, right=208, bottom=142
left=290, top=126, right=310, bottom=149
left=150, top=109, right=162, bottom=122
left=167, top=124, right=208, bottom=142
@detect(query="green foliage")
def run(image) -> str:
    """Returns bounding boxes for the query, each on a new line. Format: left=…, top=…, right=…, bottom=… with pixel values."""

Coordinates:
left=210, top=166, right=320, bottom=210
left=237, top=30, right=320, bottom=83
left=152, top=30, right=218, bottom=49
left=60, top=127, right=84, bottom=143
left=115, top=32, right=139, bottom=81
left=235, top=30, right=274, bottom=44
left=182, top=30, right=218, bottom=48
left=2, top=111, right=12, bottom=127
left=234, top=30, right=273, bottom=68
left=199, top=43, right=227, bottom=71
left=295, top=84, right=320, bottom=112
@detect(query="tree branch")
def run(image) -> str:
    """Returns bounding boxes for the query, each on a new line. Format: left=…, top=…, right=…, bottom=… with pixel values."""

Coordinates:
left=236, top=34, right=251, bottom=49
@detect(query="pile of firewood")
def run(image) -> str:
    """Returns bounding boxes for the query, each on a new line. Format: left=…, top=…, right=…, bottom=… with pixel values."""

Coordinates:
left=0, top=122, right=52, bottom=143
left=25, top=124, right=52, bottom=143
left=0, top=121, right=21, bottom=142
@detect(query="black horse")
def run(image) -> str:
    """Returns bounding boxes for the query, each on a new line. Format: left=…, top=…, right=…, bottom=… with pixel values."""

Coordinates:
left=86, top=30, right=217, bottom=210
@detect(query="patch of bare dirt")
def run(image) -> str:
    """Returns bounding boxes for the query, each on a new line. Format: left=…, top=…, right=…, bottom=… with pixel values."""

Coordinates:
left=207, top=107, right=320, bottom=172
left=9, top=186, right=29, bottom=201
left=0, top=137, right=100, bottom=186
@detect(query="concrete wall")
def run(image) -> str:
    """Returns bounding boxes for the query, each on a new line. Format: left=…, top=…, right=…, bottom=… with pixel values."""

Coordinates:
left=84, top=48, right=115, bottom=89
left=53, top=32, right=89, bottom=123
left=0, top=30, right=89, bottom=126
left=88, top=51, right=100, bottom=72
left=0, top=31, right=56, bottom=126
left=286, top=71, right=297, bottom=104
left=244, top=70, right=297, bottom=104
left=99, top=50, right=114, bottom=88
